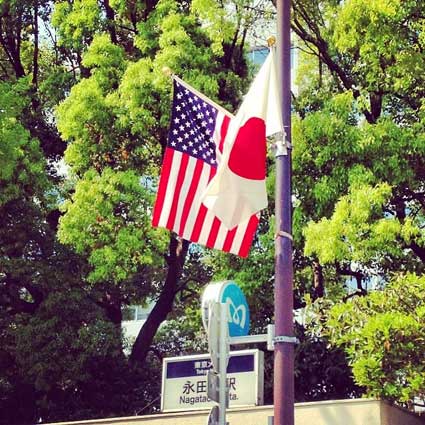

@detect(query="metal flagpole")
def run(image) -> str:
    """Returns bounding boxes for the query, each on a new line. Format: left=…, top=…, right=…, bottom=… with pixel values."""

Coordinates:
left=274, top=0, right=295, bottom=423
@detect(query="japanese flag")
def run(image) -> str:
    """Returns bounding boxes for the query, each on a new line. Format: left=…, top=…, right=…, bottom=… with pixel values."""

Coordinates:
left=202, top=49, right=283, bottom=229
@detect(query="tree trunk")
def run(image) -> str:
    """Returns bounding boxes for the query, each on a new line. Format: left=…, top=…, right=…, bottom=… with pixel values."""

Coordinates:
left=291, top=1, right=379, bottom=124
left=103, top=0, right=117, bottom=44
left=32, top=0, right=39, bottom=88
left=312, top=259, right=324, bottom=299
left=101, top=291, right=123, bottom=325
left=393, top=198, right=425, bottom=263
left=336, top=264, right=367, bottom=297
left=0, top=16, right=26, bottom=78
left=129, top=235, right=189, bottom=367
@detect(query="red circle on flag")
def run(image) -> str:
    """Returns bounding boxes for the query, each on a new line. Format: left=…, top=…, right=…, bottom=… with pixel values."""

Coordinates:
left=228, top=117, right=266, bottom=180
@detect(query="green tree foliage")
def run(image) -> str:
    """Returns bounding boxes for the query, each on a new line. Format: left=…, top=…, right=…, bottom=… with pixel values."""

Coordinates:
left=0, top=0, right=97, bottom=420
left=2, top=0, right=258, bottom=418
left=211, top=0, right=425, bottom=406
left=292, top=0, right=425, bottom=290
left=0, top=80, right=48, bottom=205
left=289, top=0, right=425, bottom=407
left=54, top=0, right=254, bottom=373
left=295, top=323, right=362, bottom=402
left=58, top=168, right=166, bottom=283
left=0, top=251, right=149, bottom=424
left=322, top=273, right=425, bottom=407
left=305, top=183, right=422, bottom=273
left=0, top=79, right=144, bottom=419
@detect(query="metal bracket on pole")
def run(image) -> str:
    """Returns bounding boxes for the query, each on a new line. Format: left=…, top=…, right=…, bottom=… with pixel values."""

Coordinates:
left=270, top=130, right=291, bottom=158
left=229, top=334, right=267, bottom=345
left=273, top=335, right=299, bottom=345
left=228, top=324, right=276, bottom=351
left=275, top=230, right=293, bottom=241
left=274, top=139, right=287, bottom=157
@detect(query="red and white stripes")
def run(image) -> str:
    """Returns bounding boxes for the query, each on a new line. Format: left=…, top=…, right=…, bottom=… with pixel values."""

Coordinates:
left=152, top=109, right=259, bottom=257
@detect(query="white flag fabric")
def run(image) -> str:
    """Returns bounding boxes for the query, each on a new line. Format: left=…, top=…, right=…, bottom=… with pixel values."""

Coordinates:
left=201, top=49, right=283, bottom=229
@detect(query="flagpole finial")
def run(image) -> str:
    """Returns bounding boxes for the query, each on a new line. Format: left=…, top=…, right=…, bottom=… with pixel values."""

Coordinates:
left=267, top=36, right=276, bottom=47
left=162, top=66, right=173, bottom=77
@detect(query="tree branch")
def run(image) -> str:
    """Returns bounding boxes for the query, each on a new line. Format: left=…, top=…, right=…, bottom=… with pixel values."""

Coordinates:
left=292, top=1, right=379, bottom=123
left=32, top=0, right=39, bottom=88
left=407, top=241, right=425, bottom=263
left=335, top=263, right=366, bottom=294
left=1, top=275, right=42, bottom=314
left=129, top=234, right=189, bottom=367
left=312, top=259, right=324, bottom=299
left=102, top=0, right=117, bottom=44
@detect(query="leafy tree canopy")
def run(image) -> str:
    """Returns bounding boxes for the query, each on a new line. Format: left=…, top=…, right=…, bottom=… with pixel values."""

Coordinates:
left=0, top=80, right=48, bottom=205
left=320, top=273, right=425, bottom=407
left=288, top=0, right=425, bottom=409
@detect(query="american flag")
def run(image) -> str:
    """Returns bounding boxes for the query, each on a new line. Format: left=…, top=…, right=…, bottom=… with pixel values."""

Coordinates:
left=152, top=78, right=259, bottom=257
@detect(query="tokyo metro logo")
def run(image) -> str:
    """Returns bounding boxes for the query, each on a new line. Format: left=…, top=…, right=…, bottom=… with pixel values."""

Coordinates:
left=226, top=297, right=247, bottom=330
left=221, top=282, right=250, bottom=337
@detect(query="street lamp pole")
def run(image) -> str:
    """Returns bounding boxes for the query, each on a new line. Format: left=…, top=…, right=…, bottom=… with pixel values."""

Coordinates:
left=274, top=0, right=294, bottom=423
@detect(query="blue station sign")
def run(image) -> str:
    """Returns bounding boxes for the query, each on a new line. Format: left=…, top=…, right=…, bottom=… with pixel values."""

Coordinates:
left=201, top=280, right=250, bottom=337
left=220, top=281, right=250, bottom=337
left=166, top=353, right=254, bottom=379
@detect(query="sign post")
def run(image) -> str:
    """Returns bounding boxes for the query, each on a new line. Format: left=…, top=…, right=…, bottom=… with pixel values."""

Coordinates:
left=218, top=302, right=228, bottom=425
left=207, top=301, right=229, bottom=425
left=201, top=281, right=281, bottom=424
left=202, top=281, right=251, bottom=425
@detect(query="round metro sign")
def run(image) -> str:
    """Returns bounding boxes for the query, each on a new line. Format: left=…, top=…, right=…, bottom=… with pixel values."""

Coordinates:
left=201, top=281, right=250, bottom=337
